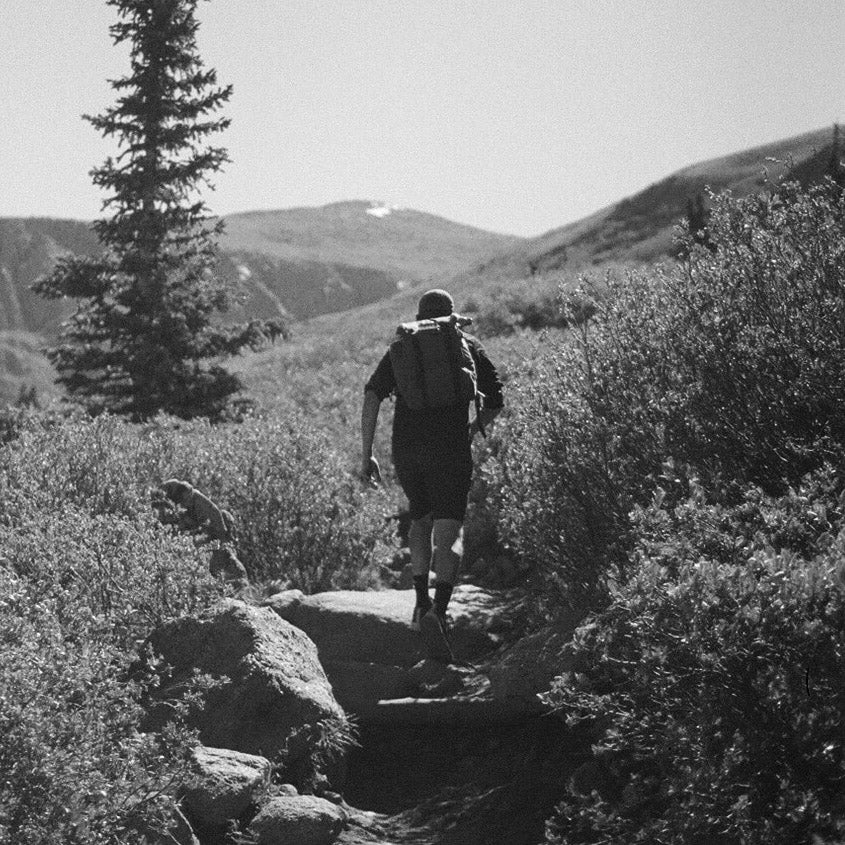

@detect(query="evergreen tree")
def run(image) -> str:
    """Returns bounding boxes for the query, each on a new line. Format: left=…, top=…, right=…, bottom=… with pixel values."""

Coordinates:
left=35, top=0, right=277, bottom=419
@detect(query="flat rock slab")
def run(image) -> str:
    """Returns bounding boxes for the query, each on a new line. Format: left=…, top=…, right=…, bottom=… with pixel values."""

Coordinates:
left=356, top=695, right=546, bottom=726
left=263, top=586, right=516, bottom=669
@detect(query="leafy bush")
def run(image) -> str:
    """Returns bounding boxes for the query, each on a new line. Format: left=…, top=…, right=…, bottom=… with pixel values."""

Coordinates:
left=0, top=571, right=199, bottom=845
left=660, top=181, right=845, bottom=488
left=0, top=506, right=216, bottom=648
left=0, top=406, right=388, bottom=841
left=543, top=472, right=845, bottom=845
left=465, top=281, right=569, bottom=337
left=0, top=410, right=391, bottom=592
left=158, top=411, right=392, bottom=590
left=0, top=493, right=214, bottom=844
left=490, top=345, right=633, bottom=613
left=490, top=180, right=845, bottom=612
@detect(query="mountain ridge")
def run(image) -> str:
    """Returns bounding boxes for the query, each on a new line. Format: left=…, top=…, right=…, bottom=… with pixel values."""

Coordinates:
left=0, top=125, right=838, bottom=405
left=524, top=125, right=835, bottom=274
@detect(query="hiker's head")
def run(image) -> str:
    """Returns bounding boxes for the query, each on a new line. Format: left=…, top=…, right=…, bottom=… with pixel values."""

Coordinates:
left=416, top=289, right=454, bottom=320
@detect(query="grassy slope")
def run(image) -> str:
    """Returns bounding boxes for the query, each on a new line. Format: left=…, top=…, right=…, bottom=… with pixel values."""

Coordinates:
left=525, top=126, right=833, bottom=271
left=3, top=127, right=834, bottom=408
left=220, top=201, right=524, bottom=280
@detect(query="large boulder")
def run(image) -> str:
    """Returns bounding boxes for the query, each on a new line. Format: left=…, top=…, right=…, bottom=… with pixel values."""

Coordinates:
left=249, top=795, right=345, bottom=845
left=262, top=586, right=518, bottom=713
left=182, top=746, right=271, bottom=829
left=147, top=600, right=345, bottom=764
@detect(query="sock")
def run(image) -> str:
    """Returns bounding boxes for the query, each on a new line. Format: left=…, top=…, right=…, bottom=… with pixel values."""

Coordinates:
left=413, top=575, right=432, bottom=609
left=433, top=581, right=453, bottom=616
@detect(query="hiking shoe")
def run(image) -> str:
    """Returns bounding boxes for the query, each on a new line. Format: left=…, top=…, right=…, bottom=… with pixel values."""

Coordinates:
left=419, top=608, right=454, bottom=664
left=411, top=602, right=433, bottom=631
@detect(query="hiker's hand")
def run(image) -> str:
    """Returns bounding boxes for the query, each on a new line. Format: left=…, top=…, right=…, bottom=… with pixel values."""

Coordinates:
left=361, top=456, right=381, bottom=487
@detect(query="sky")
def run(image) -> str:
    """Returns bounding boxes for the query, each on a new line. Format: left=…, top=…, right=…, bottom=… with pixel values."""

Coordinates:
left=1, top=1, right=842, bottom=237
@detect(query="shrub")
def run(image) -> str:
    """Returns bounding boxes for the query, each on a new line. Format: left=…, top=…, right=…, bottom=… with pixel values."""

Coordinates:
left=155, top=411, right=392, bottom=590
left=543, top=473, right=845, bottom=844
left=491, top=179, right=845, bottom=613
left=491, top=345, right=634, bottom=614
left=660, top=180, right=845, bottom=489
left=465, top=282, right=569, bottom=337
left=0, top=410, right=392, bottom=593
left=0, top=413, right=168, bottom=519
left=0, top=534, right=205, bottom=844
left=0, top=506, right=217, bottom=649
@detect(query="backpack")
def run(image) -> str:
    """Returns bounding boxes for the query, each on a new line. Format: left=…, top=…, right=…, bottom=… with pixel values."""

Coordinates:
left=388, top=314, right=480, bottom=411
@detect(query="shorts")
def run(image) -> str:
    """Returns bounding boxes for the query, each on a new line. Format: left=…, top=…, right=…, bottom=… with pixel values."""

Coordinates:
left=393, top=444, right=473, bottom=522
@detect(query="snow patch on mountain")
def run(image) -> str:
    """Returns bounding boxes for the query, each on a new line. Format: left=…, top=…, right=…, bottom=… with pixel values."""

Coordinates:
left=366, top=203, right=401, bottom=219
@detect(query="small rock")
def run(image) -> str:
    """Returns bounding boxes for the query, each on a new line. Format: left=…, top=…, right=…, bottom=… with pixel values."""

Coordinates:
left=275, top=783, right=299, bottom=797
left=487, top=606, right=590, bottom=704
left=249, top=795, right=345, bottom=845
left=182, top=746, right=270, bottom=829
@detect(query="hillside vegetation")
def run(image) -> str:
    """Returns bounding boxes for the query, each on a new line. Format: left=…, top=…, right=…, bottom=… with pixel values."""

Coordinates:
left=454, top=126, right=836, bottom=286
left=0, top=127, right=834, bottom=407
left=0, top=203, right=521, bottom=406
left=6, top=172, right=845, bottom=843
left=2, top=119, right=845, bottom=841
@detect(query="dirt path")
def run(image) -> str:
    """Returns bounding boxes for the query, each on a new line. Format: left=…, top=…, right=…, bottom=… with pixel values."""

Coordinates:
left=334, top=711, right=586, bottom=845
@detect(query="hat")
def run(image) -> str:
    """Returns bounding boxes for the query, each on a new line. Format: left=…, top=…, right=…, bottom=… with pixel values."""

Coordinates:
left=416, top=289, right=454, bottom=319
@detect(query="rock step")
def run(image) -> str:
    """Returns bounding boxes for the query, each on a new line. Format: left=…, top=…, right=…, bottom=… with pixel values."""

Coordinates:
left=355, top=695, right=548, bottom=725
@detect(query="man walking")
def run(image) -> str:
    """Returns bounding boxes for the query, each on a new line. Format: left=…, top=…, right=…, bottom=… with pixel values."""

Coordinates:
left=361, top=289, right=504, bottom=661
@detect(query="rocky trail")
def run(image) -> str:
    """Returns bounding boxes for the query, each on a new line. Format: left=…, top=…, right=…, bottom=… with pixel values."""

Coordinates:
left=268, top=587, right=587, bottom=845
left=148, top=586, right=589, bottom=845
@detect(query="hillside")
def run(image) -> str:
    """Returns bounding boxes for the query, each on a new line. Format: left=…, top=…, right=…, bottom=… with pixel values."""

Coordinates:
left=221, top=201, right=521, bottom=279
left=448, top=126, right=838, bottom=291
left=0, top=126, right=837, bottom=406
left=0, top=203, right=520, bottom=403
left=525, top=126, right=836, bottom=274
left=0, top=203, right=521, bottom=336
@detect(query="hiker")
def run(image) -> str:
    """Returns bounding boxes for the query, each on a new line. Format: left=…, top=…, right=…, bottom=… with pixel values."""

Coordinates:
left=361, top=289, right=504, bottom=661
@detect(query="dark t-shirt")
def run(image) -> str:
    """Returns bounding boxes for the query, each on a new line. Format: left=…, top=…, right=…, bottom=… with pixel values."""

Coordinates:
left=364, top=333, right=504, bottom=454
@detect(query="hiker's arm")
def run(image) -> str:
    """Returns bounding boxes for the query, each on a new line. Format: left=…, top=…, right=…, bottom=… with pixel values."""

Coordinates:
left=468, top=337, right=504, bottom=440
left=361, top=389, right=382, bottom=484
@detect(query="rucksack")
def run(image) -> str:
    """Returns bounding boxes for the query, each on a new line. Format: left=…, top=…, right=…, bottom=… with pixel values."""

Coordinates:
left=388, top=314, right=480, bottom=411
